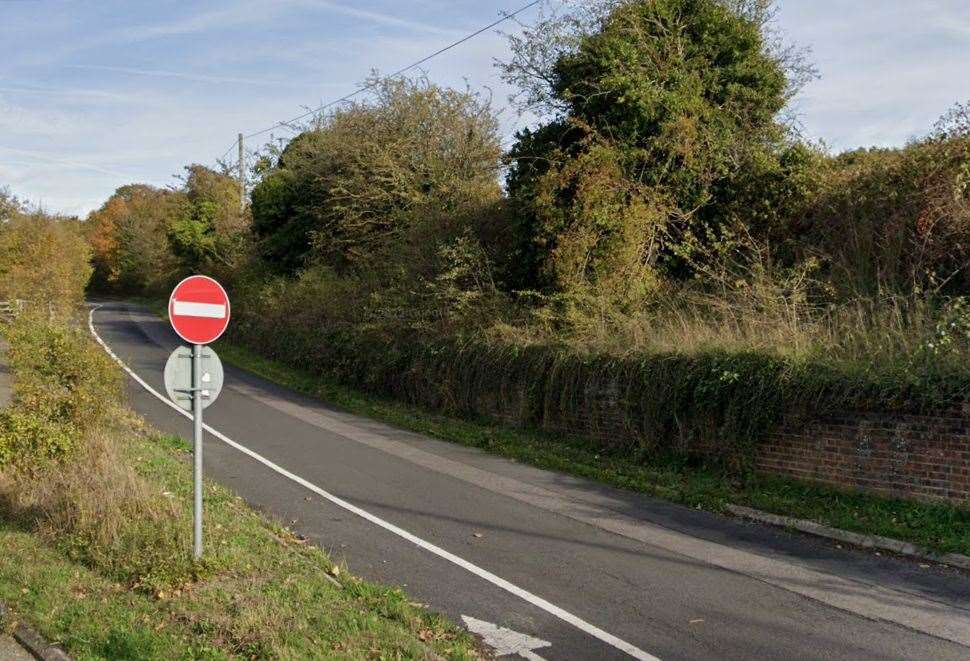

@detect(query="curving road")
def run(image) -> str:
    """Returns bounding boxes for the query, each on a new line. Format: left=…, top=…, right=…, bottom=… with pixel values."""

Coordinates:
left=90, top=301, right=970, bottom=661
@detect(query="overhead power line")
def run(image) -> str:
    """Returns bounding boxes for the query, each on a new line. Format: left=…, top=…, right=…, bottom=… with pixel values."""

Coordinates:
left=216, top=0, right=543, bottom=162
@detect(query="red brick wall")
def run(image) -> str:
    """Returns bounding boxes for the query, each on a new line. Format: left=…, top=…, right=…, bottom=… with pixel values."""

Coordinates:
left=470, top=374, right=970, bottom=504
left=420, top=366, right=970, bottom=505
left=478, top=383, right=970, bottom=505
left=757, top=410, right=970, bottom=504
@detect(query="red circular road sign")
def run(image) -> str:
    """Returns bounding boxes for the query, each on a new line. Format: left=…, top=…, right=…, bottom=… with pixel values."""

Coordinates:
left=168, top=275, right=231, bottom=345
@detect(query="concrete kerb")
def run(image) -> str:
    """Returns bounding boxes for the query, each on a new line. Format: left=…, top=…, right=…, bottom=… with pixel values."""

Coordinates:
left=0, top=601, right=72, bottom=661
left=727, top=504, right=970, bottom=571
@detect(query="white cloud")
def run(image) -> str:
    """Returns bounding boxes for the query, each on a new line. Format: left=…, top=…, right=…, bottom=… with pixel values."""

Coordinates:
left=293, top=0, right=463, bottom=36
left=0, top=98, right=80, bottom=137
left=0, top=83, right=147, bottom=105
left=0, top=146, right=135, bottom=179
left=65, top=64, right=346, bottom=89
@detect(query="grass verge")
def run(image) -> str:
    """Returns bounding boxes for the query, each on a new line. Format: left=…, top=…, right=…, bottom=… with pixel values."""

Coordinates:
left=0, top=411, right=478, bottom=659
left=214, top=340, right=970, bottom=558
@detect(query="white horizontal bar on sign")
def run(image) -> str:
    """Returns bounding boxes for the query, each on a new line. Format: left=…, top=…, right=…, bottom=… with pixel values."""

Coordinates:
left=172, top=300, right=226, bottom=319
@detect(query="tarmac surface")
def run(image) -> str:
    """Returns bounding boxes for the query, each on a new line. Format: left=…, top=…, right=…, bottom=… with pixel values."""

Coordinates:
left=0, top=635, right=33, bottom=661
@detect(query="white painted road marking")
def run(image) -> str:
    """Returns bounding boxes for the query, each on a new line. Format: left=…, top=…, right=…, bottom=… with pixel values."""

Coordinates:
left=462, top=615, right=551, bottom=660
left=87, top=305, right=660, bottom=661
left=171, top=300, right=227, bottom=319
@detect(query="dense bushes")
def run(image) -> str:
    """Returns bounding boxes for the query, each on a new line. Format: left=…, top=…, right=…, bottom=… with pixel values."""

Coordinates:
left=0, top=316, right=119, bottom=468
left=228, top=319, right=965, bottom=468
left=0, top=316, right=194, bottom=591
left=0, top=199, right=195, bottom=588
left=230, top=281, right=970, bottom=469
left=799, top=138, right=970, bottom=297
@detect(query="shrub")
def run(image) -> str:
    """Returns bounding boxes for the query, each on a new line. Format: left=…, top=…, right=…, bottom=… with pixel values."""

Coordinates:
left=229, top=289, right=970, bottom=472
left=0, top=414, right=193, bottom=592
left=0, top=318, right=194, bottom=591
left=0, top=315, right=120, bottom=469
left=798, top=137, right=970, bottom=297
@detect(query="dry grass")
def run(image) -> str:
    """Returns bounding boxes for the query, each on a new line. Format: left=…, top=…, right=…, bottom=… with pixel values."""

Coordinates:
left=0, top=408, right=195, bottom=592
left=543, top=289, right=969, bottom=378
left=0, top=316, right=196, bottom=591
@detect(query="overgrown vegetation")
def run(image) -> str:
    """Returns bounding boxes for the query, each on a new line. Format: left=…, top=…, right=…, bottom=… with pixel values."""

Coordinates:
left=0, top=191, right=475, bottom=658
left=0, top=199, right=91, bottom=316
left=80, top=1, right=970, bottom=470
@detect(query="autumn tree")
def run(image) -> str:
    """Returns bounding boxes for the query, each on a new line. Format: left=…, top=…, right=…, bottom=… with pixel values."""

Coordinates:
left=0, top=208, right=92, bottom=313
left=85, top=185, right=182, bottom=294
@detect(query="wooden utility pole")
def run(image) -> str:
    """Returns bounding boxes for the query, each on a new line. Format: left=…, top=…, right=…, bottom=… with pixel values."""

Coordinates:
left=238, top=133, right=245, bottom=213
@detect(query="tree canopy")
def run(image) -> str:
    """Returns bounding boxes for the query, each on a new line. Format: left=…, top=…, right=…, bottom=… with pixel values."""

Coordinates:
left=250, top=77, right=503, bottom=274
left=501, top=0, right=792, bottom=297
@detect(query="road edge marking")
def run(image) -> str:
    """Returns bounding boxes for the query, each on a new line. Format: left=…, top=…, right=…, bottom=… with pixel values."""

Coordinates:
left=87, top=304, right=659, bottom=661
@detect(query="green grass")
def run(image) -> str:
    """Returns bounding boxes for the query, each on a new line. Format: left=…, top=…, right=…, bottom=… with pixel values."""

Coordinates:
left=214, top=340, right=970, bottom=558
left=0, top=421, right=478, bottom=659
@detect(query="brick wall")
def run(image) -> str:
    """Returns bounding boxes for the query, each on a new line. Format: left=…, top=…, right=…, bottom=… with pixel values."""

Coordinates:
left=758, top=410, right=970, bottom=504
left=475, top=381, right=970, bottom=505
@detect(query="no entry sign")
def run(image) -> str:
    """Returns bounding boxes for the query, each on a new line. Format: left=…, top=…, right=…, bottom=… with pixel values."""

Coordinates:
left=168, top=275, right=230, bottom=345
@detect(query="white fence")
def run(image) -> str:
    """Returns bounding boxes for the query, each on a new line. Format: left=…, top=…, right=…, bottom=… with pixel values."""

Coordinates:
left=0, top=299, right=27, bottom=323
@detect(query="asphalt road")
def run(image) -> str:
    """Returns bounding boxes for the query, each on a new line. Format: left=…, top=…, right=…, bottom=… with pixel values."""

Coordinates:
left=91, top=301, right=970, bottom=661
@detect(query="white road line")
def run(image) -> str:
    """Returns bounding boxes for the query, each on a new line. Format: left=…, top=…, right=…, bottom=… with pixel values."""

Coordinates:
left=87, top=305, right=660, bottom=661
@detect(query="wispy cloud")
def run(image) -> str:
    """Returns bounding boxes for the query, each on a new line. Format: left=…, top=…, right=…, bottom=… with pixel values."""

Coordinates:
left=294, top=0, right=462, bottom=36
left=0, top=146, right=134, bottom=179
left=0, top=98, right=80, bottom=137
left=5, top=1, right=290, bottom=69
left=109, top=1, right=284, bottom=42
left=0, top=83, right=146, bottom=104
left=66, top=64, right=345, bottom=89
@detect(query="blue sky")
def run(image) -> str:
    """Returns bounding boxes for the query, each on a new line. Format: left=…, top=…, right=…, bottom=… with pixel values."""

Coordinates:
left=1, top=0, right=968, bottom=216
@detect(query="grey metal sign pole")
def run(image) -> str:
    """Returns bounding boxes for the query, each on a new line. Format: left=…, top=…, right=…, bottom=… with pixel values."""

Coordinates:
left=164, top=343, right=224, bottom=561
left=192, top=342, right=203, bottom=559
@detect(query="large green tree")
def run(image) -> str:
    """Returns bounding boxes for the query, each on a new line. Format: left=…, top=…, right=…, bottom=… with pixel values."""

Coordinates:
left=167, top=165, right=251, bottom=277
left=501, top=0, right=793, bottom=297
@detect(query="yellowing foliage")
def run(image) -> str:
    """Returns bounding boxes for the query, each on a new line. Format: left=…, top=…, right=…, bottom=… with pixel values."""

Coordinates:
left=0, top=211, right=92, bottom=314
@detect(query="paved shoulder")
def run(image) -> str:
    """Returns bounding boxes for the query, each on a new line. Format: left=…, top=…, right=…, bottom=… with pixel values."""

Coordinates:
left=0, top=635, right=34, bottom=661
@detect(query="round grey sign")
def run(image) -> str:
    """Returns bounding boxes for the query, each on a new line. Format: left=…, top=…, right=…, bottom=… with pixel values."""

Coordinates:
left=164, top=345, right=224, bottom=411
